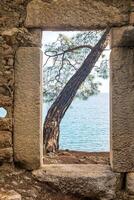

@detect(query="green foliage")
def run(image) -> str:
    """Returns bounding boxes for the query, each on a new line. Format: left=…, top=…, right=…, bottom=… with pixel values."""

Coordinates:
left=43, top=31, right=109, bottom=103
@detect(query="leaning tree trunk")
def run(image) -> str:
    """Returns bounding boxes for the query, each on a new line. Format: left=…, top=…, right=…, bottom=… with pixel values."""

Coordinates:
left=43, top=28, right=110, bottom=153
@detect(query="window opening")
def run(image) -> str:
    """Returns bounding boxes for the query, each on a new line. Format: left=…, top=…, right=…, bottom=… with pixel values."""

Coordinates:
left=42, top=30, right=110, bottom=161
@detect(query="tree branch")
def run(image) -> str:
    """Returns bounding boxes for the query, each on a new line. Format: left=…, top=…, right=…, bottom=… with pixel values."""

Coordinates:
left=44, top=44, right=93, bottom=57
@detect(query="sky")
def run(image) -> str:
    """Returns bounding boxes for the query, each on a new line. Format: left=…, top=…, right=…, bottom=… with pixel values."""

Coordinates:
left=42, top=31, right=110, bottom=93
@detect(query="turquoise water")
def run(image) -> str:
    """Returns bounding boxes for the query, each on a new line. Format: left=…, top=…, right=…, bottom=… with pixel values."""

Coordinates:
left=43, top=93, right=109, bottom=152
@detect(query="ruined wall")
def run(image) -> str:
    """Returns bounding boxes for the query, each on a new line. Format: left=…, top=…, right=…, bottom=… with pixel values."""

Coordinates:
left=0, top=0, right=42, bottom=165
left=0, top=0, right=26, bottom=164
left=0, top=0, right=132, bottom=165
left=0, top=0, right=131, bottom=168
left=0, top=0, right=134, bottom=199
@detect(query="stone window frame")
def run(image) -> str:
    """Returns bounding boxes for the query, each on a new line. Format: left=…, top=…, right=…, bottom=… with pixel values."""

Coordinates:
left=13, top=0, right=134, bottom=172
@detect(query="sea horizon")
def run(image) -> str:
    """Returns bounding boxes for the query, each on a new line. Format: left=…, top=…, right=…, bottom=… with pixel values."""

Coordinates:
left=43, top=92, right=109, bottom=152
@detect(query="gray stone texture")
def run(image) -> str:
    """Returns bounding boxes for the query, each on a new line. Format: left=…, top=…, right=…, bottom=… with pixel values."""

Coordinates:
left=33, top=164, right=122, bottom=200
left=14, top=47, right=43, bottom=170
left=110, top=47, right=134, bottom=172
left=25, top=0, right=129, bottom=30
left=126, top=173, right=134, bottom=195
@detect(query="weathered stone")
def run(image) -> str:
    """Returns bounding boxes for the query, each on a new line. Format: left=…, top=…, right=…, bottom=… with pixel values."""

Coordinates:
left=25, top=0, right=129, bottom=30
left=0, top=72, right=14, bottom=86
left=0, top=190, right=21, bottom=200
left=0, top=11, right=20, bottom=29
left=1, top=28, right=18, bottom=45
left=2, top=45, right=14, bottom=57
left=0, top=86, right=13, bottom=97
left=0, top=118, right=12, bottom=131
left=110, top=47, right=134, bottom=172
left=0, top=95, right=12, bottom=107
left=0, top=148, right=13, bottom=162
left=6, top=107, right=12, bottom=119
left=0, top=67, right=14, bottom=90
left=130, top=12, right=134, bottom=25
left=129, top=195, right=134, bottom=200
left=14, top=47, right=43, bottom=170
left=0, top=131, right=12, bottom=148
left=111, top=26, right=134, bottom=48
left=7, top=58, right=14, bottom=66
left=29, top=29, right=42, bottom=47
left=1, top=28, right=42, bottom=47
left=126, top=173, right=134, bottom=195
left=4, top=66, right=12, bottom=70
left=33, top=164, right=122, bottom=200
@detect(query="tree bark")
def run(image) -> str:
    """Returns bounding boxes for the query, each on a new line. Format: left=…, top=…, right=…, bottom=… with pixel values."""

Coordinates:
left=43, top=28, right=110, bottom=153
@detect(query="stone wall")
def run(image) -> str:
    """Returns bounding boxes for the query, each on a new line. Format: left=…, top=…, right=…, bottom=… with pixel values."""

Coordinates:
left=0, top=0, right=23, bottom=164
left=0, top=0, right=134, bottom=199
left=0, top=0, right=42, bottom=166
left=0, top=0, right=131, bottom=169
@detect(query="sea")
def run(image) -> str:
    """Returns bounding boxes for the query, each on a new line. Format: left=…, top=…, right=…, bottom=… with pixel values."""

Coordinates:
left=43, top=93, right=109, bottom=152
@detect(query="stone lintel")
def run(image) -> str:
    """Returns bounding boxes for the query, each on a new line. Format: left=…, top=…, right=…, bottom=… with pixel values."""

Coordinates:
left=25, top=0, right=129, bottom=30
left=110, top=47, right=134, bottom=172
left=14, top=47, right=43, bottom=170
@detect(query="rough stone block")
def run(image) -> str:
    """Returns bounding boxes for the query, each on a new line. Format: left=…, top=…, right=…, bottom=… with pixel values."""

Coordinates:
left=0, top=131, right=12, bottom=148
left=25, top=0, right=129, bottom=29
left=126, top=173, right=134, bottom=195
left=29, top=29, right=42, bottom=47
left=129, top=195, right=134, bottom=200
left=0, top=72, right=14, bottom=86
left=0, top=190, right=21, bottom=200
left=14, top=47, right=43, bottom=170
left=0, top=118, right=12, bottom=131
left=130, top=12, right=134, bottom=25
left=0, top=47, right=3, bottom=67
left=1, top=28, right=42, bottom=47
left=0, top=85, right=13, bottom=97
left=0, top=148, right=13, bottom=163
left=110, top=47, right=134, bottom=172
left=111, top=26, right=134, bottom=48
left=33, top=164, right=122, bottom=200
left=0, top=95, right=12, bottom=107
